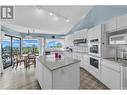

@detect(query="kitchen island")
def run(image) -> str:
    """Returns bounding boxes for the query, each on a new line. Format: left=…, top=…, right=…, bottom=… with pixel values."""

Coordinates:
left=36, top=55, right=80, bottom=89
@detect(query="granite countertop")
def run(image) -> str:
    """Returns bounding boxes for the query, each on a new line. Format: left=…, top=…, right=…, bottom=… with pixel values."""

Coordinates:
left=37, top=55, right=80, bottom=71
left=103, top=58, right=127, bottom=67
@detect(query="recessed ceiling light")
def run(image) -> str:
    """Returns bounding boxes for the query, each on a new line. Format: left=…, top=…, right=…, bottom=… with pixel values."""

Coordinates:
left=66, top=19, right=70, bottom=22
left=50, top=13, right=53, bottom=16
left=35, top=8, right=44, bottom=15
left=53, top=16, right=59, bottom=21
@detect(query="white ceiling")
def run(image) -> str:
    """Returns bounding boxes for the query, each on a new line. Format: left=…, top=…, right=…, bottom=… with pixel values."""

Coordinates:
left=2, top=6, right=92, bottom=35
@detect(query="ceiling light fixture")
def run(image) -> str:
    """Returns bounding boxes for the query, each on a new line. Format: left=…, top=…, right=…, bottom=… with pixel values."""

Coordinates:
left=36, top=7, right=70, bottom=23
left=66, top=19, right=70, bottom=22
left=35, top=7, right=45, bottom=15
left=53, top=15, right=59, bottom=21
left=50, top=12, right=53, bottom=16
left=25, top=30, right=32, bottom=39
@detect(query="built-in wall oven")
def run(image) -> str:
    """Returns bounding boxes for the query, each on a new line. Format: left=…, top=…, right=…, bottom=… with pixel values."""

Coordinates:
left=89, top=38, right=101, bottom=57
left=89, top=55, right=101, bottom=73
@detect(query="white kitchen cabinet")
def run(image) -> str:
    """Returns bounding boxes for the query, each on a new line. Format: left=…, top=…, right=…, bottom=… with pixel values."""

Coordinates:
left=64, top=34, right=74, bottom=47
left=117, top=13, right=127, bottom=30
left=101, top=59, right=121, bottom=89
left=121, top=66, right=127, bottom=89
left=82, top=54, right=89, bottom=67
left=101, top=65, right=121, bottom=89
left=64, top=36, right=68, bottom=47
left=67, top=34, right=73, bottom=46
left=36, top=58, right=80, bottom=89
left=78, top=54, right=83, bottom=67
left=88, top=25, right=102, bottom=41
left=52, top=63, right=80, bottom=89
left=74, top=29, right=88, bottom=40
left=36, top=59, right=52, bottom=89
left=105, top=17, right=117, bottom=32
left=64, top=29, right=88, bottom=48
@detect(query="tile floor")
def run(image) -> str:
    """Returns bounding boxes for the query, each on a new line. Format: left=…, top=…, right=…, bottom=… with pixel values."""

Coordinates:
left=0, top=64, right=108, bottom=89
left=80, top=68, right=108, bottom=89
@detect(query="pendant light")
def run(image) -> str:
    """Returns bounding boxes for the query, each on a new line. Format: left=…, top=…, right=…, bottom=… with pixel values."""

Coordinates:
left=25, top=29, right=32, bottom=39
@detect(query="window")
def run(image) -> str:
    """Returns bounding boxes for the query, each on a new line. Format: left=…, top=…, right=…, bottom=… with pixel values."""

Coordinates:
left=22, top=39, right=39, bottom=55
left=47, top=41, right=62, bottom=48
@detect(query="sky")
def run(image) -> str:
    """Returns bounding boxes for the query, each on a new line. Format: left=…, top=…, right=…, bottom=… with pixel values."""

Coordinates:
left=47, top=41, right=62, bottom=48
left=2, top=39, right=39, bottom=48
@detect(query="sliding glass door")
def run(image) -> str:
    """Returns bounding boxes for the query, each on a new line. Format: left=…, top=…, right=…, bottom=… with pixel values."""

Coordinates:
left=1, top=35, right=39, bottom=69
left=1, top=36, right=12, bottom=69
left=1, top=35, right=21, bottom=69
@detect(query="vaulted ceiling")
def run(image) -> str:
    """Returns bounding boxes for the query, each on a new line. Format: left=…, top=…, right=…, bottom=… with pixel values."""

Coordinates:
left=2, top=6, right=92, bottom=35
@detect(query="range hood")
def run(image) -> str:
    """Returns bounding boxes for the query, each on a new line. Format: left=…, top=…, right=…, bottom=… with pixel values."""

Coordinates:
left=73, top=39, right=87, bottom=45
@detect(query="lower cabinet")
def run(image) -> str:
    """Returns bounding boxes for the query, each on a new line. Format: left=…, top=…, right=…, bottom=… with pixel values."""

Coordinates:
left=36, top=59, right=80, bottom=89
left=82, top=54, right=89, bottom=67
left=101, top=60, right=121, bottom=89
left=52, top=63, right=80, bottom=89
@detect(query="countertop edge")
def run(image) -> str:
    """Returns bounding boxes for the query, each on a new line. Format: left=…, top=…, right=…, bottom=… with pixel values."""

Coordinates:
left=37, top=57, right=80, bottom=71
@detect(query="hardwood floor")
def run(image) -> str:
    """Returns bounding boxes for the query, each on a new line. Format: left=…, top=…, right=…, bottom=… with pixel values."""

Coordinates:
left=0, top=64, right=108, bottom=89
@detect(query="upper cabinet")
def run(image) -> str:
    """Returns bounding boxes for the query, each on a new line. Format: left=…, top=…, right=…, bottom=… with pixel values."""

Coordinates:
left=74, top=29, right=88, bottom=39
left=117, top=13, right=127, bottom=30
left=70, top=34, right=74, bottom=46
left=105, top=17, right=117, bottom=33
left=64, top=29, right=88, bottom=47
left=88, top=25, right=102, bottom=40
left=105, top=13, right=127, bottom=33
left=65, top=34, right=74, bottom=47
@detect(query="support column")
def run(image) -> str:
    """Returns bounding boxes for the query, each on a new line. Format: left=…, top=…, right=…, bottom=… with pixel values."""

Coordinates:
left=39, top=38, right=44, bottom=56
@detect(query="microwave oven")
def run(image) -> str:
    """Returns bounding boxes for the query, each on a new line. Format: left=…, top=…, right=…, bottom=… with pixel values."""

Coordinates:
left=109, top=34, right=127, bottom=45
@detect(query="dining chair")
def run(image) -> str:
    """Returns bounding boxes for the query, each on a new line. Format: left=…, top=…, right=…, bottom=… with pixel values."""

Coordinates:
left=12, top=54, right=18, bottom=69
left=27, top=53, right=36, bottom=68
left=15, top=55, right=26, bottom=69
